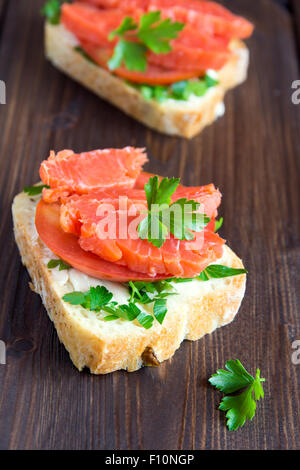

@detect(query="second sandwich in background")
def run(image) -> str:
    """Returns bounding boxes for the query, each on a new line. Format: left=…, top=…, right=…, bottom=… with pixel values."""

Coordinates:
left=43, top=0, right=254, bottom=138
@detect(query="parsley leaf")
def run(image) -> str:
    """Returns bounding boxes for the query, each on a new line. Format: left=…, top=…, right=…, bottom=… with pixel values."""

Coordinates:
left=209, top=360, right=266, bottom=431
left=89, top=286, right=113, bottom=311
left=108, top=17, right=138, bottom=40
left=23, top=184, right=49, bottom=196
left=62, top=291, right=86, bottom=306
left=108, top=11, right=184, bottom=72
left=209, top=359, right=254, bottom=394
left=41, top=0, right=70, bottom=25
left=214, top=217, right=223, bottom=232
left=108, top=40, right=147, bottom=72
left=62, top=286, right=113, bottom=311
left=138, top=11, right=184, bottom=54
left=47, top=259, right=71, bottom=271
left=138, top=176, right=210, bottom=248
left=153, top=298, right=168, bottom=324
left=198, top=265, right=247, bottom=281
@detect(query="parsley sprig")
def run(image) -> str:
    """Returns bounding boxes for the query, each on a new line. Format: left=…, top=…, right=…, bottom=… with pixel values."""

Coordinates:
left=138, top=176, right=210, bottom=248
left=209, top=359, right=266, bottom=431
left=24, top=184, right=49, bottom=196
left=108, top=11, right=184, bottom=72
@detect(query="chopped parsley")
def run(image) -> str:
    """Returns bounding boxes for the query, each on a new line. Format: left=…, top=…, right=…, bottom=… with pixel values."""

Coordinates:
left=209, top=359, right=266, bottom=431
left=62, top=285, right=154, bottom=329
left=127, top=72, right=219, bottom=103
left=61, top=262, right=246, bottom=329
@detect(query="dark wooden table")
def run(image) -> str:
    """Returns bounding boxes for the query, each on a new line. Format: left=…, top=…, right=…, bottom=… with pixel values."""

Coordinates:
left=0, top=0, right=299, bottom=450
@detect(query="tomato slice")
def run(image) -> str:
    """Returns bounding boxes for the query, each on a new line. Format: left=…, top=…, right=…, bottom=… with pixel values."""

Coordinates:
left=35, top=200, right=169, bottom=282
left=80, top=42, right=203, bottom=84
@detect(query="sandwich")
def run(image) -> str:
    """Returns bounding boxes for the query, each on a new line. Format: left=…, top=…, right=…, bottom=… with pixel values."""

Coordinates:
left=12, top=147, right=247, bottom=374
left=42, top=0, right=254, bottom=138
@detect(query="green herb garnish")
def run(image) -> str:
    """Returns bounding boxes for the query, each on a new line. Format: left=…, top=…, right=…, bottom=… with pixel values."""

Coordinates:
left=41, top=0, right=70, bottom=25
left=127, top=72, right=219, bottom=103
left=108, top=11, right=184, bottom=72
left=62, top=286, right=154, bottom=329
left=138, top=176, right=210, bottom=248
left=214, top=217, right=223, bottom=232
left=209, top=359, right=266, bottom=431
left=128, top=279, right=177, bottom=325
left=47, top=259, right=71, bottom=271
left=198, top=265, right=247, bottom=281
left=23, top=184, right=49, bottom=196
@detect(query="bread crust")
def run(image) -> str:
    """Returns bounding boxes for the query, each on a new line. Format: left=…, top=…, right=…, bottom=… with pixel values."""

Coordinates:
left=45, top=23, right=249, bottom=138
left=12, top=191, right=246, bottom=374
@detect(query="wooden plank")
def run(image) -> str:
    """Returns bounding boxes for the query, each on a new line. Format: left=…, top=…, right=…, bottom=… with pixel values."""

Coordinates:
left=290, top=0, right=300, bottom=54
left=0, top=0, right=299, bottom=450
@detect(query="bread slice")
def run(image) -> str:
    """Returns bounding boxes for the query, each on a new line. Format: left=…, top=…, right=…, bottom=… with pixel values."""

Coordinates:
left=12, top=190, right=246, bottom=374
left=45, top=23, right=249, bottom=138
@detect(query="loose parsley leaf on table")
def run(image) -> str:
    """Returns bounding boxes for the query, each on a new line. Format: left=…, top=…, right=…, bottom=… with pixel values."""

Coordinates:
left=138, top=175, right=210, bottom=248
left=47, top=259, right=71, bottom=271
left=23, top=184, right=49, bottom=196
left=108, top=11, right=184, bottom=72
left=209, top=359, right=266, bottom=431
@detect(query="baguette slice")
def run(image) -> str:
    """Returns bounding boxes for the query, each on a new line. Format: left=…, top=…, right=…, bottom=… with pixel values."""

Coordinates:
left=45, top=23, right=249, bottom=139
left=12, top=190, right=246, bottom=374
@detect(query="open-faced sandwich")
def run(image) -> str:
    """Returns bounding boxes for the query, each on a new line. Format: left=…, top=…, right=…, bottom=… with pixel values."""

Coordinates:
left=13, top=147, right=247, bottom=373
left=42, top=0, right=254, bottom=138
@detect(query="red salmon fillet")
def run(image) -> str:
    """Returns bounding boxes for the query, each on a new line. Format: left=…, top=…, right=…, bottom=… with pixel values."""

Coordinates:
left=80, top=0, right=254, bottom=38
left=61, top=2, right=234, bottom=79
left=59, top=186, right=224, bottom=277
left=40, top=147, right=148, bottom=203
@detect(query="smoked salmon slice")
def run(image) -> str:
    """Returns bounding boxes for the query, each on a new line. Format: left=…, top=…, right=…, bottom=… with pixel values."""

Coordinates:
left=80, top=0, right=254, bottom=39
left=40, top=147, right=148, bottom=203
left=35, top=200, right=171, bottom=282
left=58, top=186, right=224, bottom=277
left=60, top=1, right=246, bottom=83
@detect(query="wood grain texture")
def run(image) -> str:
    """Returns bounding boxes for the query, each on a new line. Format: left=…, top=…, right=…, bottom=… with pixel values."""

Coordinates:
left=0, top=0, right=299, bottom=450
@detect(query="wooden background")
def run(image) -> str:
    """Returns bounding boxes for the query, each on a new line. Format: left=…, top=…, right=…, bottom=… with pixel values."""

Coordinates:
left=0, top=0, right=299, bottom=450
